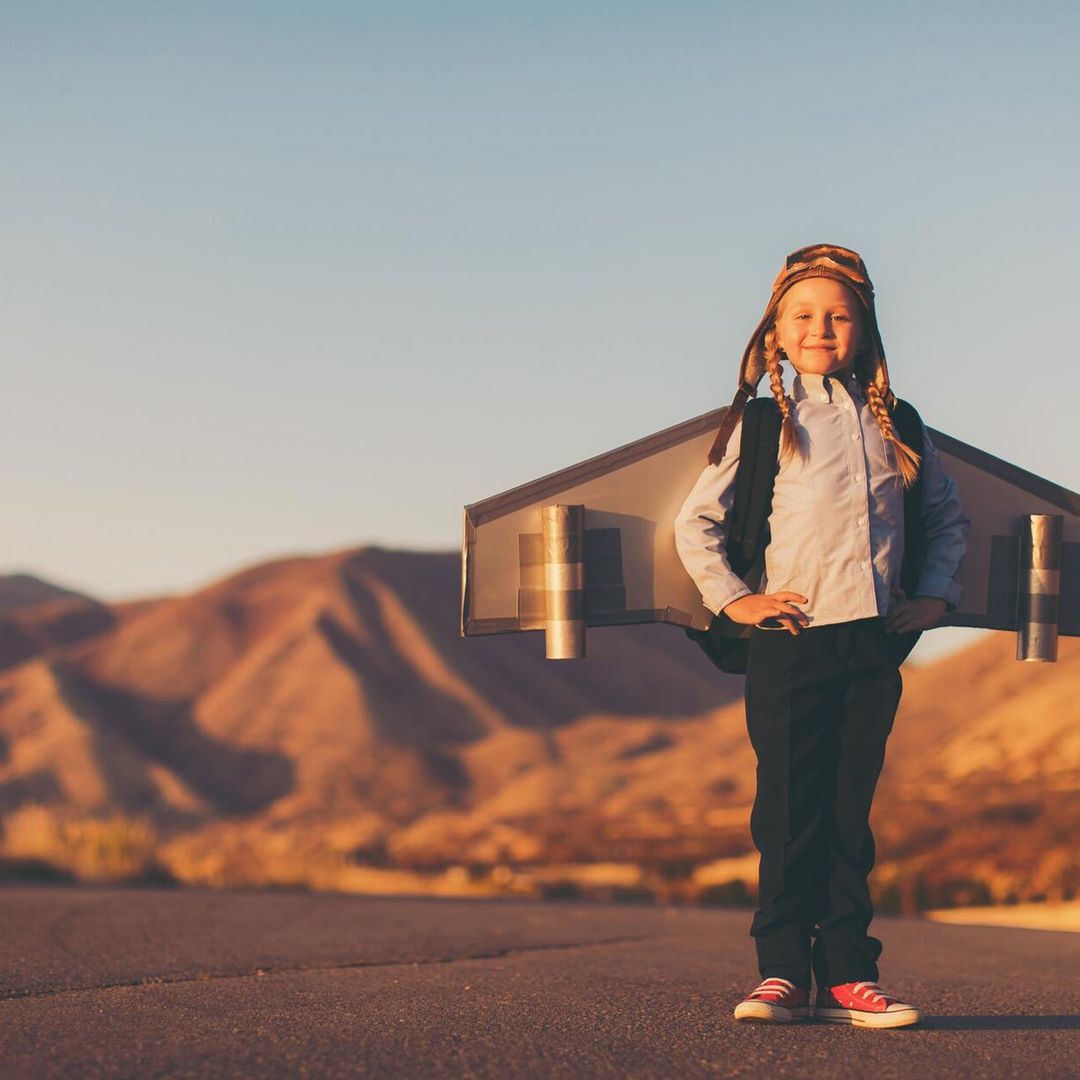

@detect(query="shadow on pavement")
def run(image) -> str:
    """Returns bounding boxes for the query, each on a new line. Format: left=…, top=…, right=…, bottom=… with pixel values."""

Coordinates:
left=918, top=1015, right=1080, bottom=1030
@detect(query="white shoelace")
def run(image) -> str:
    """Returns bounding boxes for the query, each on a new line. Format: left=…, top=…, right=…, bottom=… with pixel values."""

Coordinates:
left=750, top=977, right=797, bottom=998
left=851, top=981, right=894, bottom=1003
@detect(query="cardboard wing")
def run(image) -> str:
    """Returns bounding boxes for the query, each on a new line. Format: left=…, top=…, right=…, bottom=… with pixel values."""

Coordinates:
left=461, top=407, right=1080, bottom=659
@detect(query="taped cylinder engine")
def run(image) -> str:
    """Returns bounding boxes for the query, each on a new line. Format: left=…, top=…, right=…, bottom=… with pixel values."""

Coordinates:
left=1017, top=513, right=1062, bottom=662
left=541, top=504, right=586, bottom=659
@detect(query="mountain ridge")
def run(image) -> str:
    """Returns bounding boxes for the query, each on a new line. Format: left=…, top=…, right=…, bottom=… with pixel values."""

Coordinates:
left=0, top=548, right=1074, bottom=908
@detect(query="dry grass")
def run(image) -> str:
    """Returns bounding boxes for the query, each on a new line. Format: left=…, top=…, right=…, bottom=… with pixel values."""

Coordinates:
left=2, top=804, right=163, bottom=882
left=925, top=900, right=1080, bottom=933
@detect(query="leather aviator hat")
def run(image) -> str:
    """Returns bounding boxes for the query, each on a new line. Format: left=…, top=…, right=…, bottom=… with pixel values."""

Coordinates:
left=707, top=243, right=895, bottom=466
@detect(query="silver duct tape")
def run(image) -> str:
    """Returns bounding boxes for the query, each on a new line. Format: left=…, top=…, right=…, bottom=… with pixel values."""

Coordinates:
left=541, top=505, right=584, bottom=564
left=1018, top=623, right=1059, bottom=662
left=544, top=619, right=587, bottom=659
left=1020, top=513, right=1062, bottom=569
left=1061, top=543, right=1080, bottom=635
left=544, top=562, right=585, bottom=591
left=1022, top=593, right=1059, bottom=623
left=1025, top=567, right=1060, bottom=595
left=543, top=535, right=584, bottom=565
left=542, top=504, right=586, bottom=659
left=1017, top=514, right=1062, bottom=662
left=544, top=589, right=585, bottom=621
left=518, top=527, right=621, bottom=567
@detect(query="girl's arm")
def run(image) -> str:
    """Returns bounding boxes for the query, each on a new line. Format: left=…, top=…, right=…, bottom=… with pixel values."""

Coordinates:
left=673, top=418, right=755, bottom=616
left=913, top=427, right=971, bottom=609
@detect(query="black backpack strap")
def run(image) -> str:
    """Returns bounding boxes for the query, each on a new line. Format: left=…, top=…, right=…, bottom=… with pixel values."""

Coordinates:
left=684, top=396, right=781, bottom=675
left=891, top=397, right=924, bottom=452
left=727, top=397, right=782, bottom=577
left=726, top=398, right=762, bottom=565
left=891, top=399, right=926, bottom=595
left=741, top=400, right=782, bottom=565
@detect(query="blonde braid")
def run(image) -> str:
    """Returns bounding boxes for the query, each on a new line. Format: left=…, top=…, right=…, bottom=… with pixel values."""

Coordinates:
left=863, top=379, right=921, bottom=488
left=763, top=326, right=803, bottom=463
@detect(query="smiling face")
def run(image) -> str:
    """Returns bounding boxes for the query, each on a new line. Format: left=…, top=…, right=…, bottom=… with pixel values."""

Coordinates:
left=773, top=277, right=865, bottom=376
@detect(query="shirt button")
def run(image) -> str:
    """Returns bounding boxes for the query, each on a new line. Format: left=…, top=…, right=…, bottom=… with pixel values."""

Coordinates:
left=857, top=516, right=866, bottom=526
left=819, top=392, right=829, bottom=402
left=851, top=432, right=861, bottom=441
left=860, top=561, right=868, bottom=569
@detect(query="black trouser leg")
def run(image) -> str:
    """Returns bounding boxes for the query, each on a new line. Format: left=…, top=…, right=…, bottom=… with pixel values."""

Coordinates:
left=744, top=618, right=906, bottom=992
left=744, top=623, right=843, bottom=991
left=810, top=619, right=904, bottom=989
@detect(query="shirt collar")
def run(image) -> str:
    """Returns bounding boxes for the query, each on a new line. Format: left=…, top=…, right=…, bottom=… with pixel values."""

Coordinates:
left=792, top=365, right=859, bottom=403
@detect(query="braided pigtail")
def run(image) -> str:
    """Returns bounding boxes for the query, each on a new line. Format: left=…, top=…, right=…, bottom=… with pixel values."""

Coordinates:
left=863, top=379, right=921, bottom=488
left=763, top=325, right=803, bottom=463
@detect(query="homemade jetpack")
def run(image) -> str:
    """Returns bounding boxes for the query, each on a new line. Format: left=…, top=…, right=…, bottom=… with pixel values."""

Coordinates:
left=461, top=405, right=1080, bottom=663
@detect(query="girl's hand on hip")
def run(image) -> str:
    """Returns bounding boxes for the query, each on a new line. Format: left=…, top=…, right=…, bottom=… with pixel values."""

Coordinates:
left=885, top=588, right=947, bottom=632
left=723, top=592, right=810, bottom=635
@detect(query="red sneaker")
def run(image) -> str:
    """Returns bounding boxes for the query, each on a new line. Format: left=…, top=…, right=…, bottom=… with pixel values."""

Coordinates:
left=814, top=980, right=921, bottom=1028
left=733, top=977, right=811, bottom=1023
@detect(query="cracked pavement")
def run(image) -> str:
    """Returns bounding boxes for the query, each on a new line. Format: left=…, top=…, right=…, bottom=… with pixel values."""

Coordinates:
left=1, top=886, right=1078, bottom=1077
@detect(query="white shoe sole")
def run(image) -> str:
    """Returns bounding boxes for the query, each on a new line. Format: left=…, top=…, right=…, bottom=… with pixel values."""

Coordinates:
left=733, top=1001, right=811, bottom=1023
left=814, top=1005, right=921, bottom=1028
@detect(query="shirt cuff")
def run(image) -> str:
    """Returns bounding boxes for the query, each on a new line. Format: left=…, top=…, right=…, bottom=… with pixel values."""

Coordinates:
left=702, top=583, right=754, bottom=618
left=914, top=572, right=962, bottom=611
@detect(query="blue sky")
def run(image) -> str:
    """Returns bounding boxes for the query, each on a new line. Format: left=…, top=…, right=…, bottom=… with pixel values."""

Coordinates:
left=4, top=1, right=1078, bottom=644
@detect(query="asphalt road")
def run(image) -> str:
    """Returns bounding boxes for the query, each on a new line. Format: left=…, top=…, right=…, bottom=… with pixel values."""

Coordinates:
left=1, top=886, right=1078, bottom=1078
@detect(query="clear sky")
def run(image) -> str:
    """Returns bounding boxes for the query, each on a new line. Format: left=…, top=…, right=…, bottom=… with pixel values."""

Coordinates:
left=4, top=2, right=1078, bottom=631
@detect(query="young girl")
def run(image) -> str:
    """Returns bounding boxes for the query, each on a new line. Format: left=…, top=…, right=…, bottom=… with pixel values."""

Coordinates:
left=674, top=244, right=969, bottom=1029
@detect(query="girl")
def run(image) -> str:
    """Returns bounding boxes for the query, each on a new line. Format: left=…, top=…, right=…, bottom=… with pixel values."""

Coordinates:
left=674, top=244, right=969, bottom=1029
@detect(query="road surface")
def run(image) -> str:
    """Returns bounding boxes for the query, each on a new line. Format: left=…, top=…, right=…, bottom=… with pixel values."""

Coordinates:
left=1, top=885, right=1077, bottom=1078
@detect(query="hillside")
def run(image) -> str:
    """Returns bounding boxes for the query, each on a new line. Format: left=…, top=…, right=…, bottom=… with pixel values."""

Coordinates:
left=0, top=548, right=1075, bottom=908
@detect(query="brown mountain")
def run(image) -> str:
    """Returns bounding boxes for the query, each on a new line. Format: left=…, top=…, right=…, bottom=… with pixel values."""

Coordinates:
left=0, top=572, right=94, bottom=612
left=0, top=549, right=1075, bottom=909
left=0, top=573, right=163, bottom=675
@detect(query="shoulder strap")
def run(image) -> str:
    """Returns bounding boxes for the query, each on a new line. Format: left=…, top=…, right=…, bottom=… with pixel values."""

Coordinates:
left=892, top=398, right=925, bottom=458
left=891, top=399, right=926, bottom=593
left=727, top=398, right=782, bottom=577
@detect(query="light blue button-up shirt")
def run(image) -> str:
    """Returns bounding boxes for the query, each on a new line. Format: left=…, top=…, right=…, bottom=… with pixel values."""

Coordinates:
left=674, top=369, right=970, bottom=628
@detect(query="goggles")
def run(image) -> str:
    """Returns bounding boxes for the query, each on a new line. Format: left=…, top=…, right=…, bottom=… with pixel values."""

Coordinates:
left=771, top=244, right=873, bottom=295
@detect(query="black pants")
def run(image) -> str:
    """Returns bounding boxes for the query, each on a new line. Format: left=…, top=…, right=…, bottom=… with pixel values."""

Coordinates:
left=743, top=616, right=919, bottom=991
